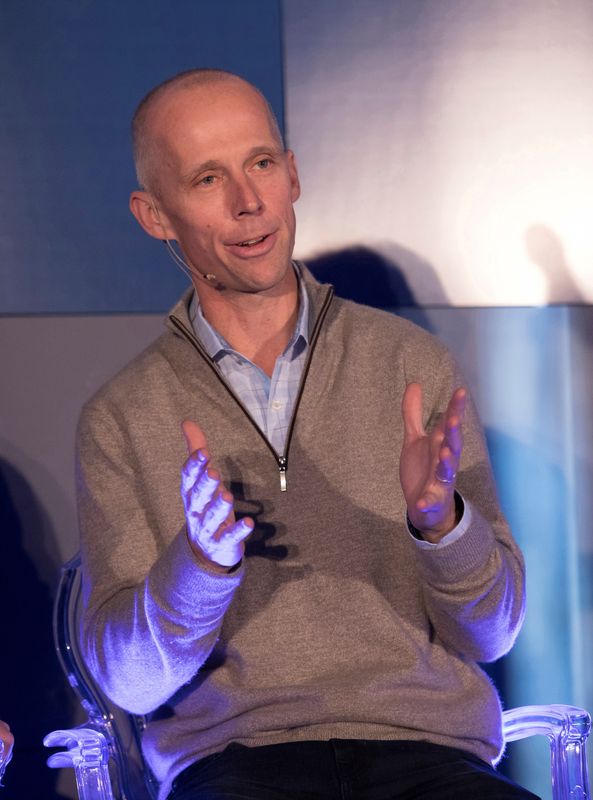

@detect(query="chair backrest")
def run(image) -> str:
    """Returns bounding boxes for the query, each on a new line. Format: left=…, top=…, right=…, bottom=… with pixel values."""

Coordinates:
left=52, top=554, right=159, bottom=800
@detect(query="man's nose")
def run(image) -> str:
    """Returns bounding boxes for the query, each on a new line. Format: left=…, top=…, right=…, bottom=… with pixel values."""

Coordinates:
left=229, top=174, right=263, bottom=217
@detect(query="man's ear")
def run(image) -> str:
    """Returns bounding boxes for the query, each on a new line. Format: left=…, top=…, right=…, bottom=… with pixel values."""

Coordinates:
left=286, top=150, right=301, bottom=203
left=129, top=191, right=175, bottom=240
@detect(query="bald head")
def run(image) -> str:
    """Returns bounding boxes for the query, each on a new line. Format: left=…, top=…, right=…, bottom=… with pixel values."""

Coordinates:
left=132, top=68, right=284, bottom=195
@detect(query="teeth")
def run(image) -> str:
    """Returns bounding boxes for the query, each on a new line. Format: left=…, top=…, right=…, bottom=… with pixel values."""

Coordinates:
left=238, top=236, right=265, bottom=247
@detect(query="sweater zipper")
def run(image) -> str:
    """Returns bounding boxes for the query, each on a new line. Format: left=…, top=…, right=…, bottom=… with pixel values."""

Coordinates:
left=278, top=456, right=287, bottom=492
left=276, top=286, right=334, bottom=490
left=169, top=286, right=334, bottom=492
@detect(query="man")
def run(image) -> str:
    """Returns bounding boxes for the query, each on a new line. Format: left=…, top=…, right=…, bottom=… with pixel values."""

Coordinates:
left=77, top=68, right=536, bottom=799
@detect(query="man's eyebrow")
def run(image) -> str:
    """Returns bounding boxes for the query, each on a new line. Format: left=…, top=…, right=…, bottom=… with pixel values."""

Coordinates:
left=181, top=160, right=221, bottom=184
left=181, top=145, right=285, bottom=184
left=244, top=144, right=284, bottom=160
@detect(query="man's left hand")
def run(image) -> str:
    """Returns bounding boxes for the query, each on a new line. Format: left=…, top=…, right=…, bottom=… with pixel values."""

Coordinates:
left=400, top=383, right=466, bottom=543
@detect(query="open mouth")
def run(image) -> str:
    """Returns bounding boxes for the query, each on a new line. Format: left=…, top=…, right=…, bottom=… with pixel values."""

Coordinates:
left=235, top=235, right=268, bottom=248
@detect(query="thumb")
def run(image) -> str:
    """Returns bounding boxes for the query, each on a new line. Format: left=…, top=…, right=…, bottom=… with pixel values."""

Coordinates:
left=401, top=382, right=425, bottom=439
left=182, top=419, right=208, bottom=456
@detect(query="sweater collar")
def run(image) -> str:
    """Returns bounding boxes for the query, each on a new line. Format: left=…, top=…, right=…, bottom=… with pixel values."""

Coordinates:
left=166, top=261, right=334, bottom=344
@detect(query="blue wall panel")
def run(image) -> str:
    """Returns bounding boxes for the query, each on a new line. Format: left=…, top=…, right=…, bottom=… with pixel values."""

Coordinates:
left=0, top=0, right=283, bottom=314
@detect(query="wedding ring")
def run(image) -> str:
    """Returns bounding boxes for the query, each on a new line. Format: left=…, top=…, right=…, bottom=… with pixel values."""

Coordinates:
left=435, top=468, right=456, bottom=485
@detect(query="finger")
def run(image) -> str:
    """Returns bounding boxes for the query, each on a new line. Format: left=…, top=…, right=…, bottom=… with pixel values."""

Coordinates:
left=188, top=468, right=221, bottom=516
left=401, top=382, right=425, bottom=439
left=440, top=388, right=466, bottom=459
left=217, top=516, right=254, bottom=544
left=413, top=490, right=457, bottom=536
left=416, top=490, right=446, bottom=513
left=200, top=491, right=234, bottom=538
left=444, top=388, right=466, bottom=436
left=448, top=386, right=467, bottom=414
left=443, top=415, right=463, bottom=459
left=415, top=476, right=458, bottom=513
left=182, top=419, right=209, bottom=456
left=201, top=517, right=254, bottom=569
left=180, top=449, right=209, bottom=496
left=435, top=444, right=458, bottom=485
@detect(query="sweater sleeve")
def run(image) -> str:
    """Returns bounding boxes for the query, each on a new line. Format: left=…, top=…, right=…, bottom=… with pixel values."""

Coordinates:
left=76, top=399, right=243, bottom=715
left=408, top=347, right=526, bottom=663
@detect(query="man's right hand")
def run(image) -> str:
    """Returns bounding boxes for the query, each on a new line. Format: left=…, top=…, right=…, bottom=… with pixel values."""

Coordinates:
left=181, top=420, right=253, bottom=571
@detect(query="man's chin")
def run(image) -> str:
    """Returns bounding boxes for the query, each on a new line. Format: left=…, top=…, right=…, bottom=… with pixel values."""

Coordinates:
left=224, top=261, right=296, bottom=296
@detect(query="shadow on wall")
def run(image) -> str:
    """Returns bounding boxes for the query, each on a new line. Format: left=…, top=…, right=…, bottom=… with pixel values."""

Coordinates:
left=525, top=224, right=584, bottom=305
left=0, top=459, right=74, bottom=799
left=305, top=244, right=446, bottom=331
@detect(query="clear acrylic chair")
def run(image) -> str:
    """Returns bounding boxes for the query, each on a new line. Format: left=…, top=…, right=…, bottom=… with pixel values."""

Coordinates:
left=44, top=555, right=158, bottom=800
left=44, top=555, right=591, bottom=800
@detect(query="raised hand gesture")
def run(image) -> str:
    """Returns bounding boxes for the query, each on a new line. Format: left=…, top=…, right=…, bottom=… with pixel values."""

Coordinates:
left=181, top=420, right=253, bottom=570
left=399, top=383, right=466, bottom=543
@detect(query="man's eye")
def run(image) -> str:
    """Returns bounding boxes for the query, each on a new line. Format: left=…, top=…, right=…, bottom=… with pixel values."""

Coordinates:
left=255, top=158, right=272, bottom=169
left=198, top=175, right=216, bottom=186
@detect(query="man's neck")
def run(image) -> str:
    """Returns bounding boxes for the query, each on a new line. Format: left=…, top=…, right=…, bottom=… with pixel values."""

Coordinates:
left=194, top=267, right=299, bottom=377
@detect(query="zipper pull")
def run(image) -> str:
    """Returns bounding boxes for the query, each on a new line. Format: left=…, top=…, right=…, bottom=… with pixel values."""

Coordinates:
left=278, top=457, right=287, bottom=492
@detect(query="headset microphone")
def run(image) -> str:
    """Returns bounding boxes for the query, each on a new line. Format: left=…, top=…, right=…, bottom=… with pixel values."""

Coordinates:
left=150, top=199, right=218, bottom=284
left=162, top=239, right=218, bottom=283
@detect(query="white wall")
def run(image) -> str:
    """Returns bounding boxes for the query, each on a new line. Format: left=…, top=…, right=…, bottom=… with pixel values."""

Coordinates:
left=284, top=0, right=593, bottom=306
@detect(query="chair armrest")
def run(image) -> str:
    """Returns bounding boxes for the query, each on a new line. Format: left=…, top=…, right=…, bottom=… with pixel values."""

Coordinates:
left=503, top=704, right=591, bottom=743
left=44, top=727, right=115, bottom=800
left=502, top=704, right=591, bottom=800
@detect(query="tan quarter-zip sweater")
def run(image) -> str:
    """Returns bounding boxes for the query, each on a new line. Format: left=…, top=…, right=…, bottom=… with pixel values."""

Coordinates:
left=77, top=267, right=526, bottom=800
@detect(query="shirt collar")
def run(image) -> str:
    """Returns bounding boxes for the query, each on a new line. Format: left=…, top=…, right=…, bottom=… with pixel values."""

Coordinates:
left=189, top=264, right=310, bottom=362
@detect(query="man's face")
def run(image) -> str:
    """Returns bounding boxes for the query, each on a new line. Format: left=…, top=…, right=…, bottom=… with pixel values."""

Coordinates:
left=145, top=79, right=300, bottom=297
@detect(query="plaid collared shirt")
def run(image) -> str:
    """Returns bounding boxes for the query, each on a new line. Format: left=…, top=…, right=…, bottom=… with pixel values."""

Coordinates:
left=189, top=269, right=310, bottom=456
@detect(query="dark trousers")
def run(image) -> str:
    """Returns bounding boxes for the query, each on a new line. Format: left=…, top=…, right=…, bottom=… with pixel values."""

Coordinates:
left=168, top=739, right=541, bottom=800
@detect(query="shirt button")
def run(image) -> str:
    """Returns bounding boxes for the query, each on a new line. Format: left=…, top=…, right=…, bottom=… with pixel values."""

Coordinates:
left=271, top=400, right=282, bottom=410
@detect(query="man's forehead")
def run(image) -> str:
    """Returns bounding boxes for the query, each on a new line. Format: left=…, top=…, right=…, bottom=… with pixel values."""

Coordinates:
left=148, top=82, right=279, bottom=172
left=137, top=75, right=283, bottom=192
left=149, top=77, right=266, bottom=132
